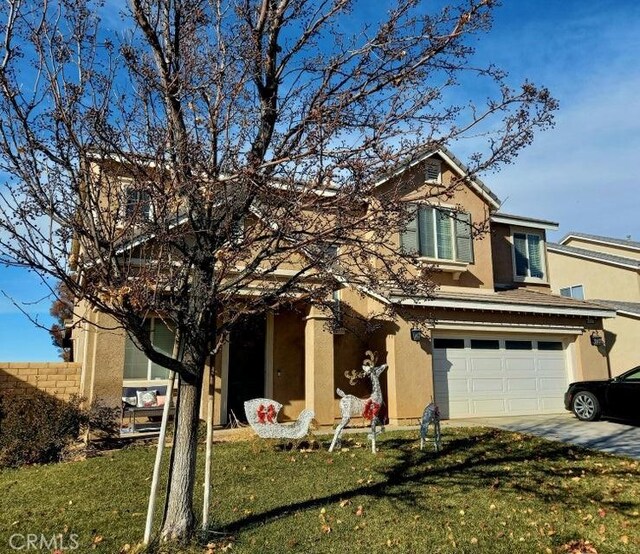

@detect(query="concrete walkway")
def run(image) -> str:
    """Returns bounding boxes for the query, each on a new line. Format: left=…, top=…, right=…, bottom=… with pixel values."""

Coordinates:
left=469, top=413, right=640, bottom=460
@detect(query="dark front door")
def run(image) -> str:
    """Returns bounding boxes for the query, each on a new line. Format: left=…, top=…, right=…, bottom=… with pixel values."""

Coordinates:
left=227, top=314, right=266, bottom=423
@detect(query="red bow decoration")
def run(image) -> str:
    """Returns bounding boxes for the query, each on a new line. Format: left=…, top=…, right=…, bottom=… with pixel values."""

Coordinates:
left=362, top=399, right=381, bottom=421
left=257, top=403, right=277, bottom=424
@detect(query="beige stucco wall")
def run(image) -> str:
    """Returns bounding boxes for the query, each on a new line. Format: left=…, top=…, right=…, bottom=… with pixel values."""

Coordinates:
left=548, top=250, right=640, bottom=302
left=603, top=313, right=640, bottom=376
left=74, top=305, right=126, bottom=410
left=563, top=237, right=640, bottom=261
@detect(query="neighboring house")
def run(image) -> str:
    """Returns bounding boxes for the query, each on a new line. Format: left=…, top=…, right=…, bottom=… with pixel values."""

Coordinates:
left=73, top=149, right=614, bottom=426
left=548, top=233, right=640, bottom=376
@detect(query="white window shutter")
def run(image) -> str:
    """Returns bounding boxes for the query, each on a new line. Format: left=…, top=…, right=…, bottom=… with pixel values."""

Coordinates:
left=454, top=212, right=474, bottom=263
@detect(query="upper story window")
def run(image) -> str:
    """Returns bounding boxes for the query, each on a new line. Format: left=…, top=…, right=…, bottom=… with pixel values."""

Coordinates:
left=401, top=205, right=473, bottom=263
left=560, top=284, right=585, bottom=300
left=424, top=159, right=442, bottom=184
left=124, top=187, right=153, bottom=222
left=512, top=230, right=546, bottom=281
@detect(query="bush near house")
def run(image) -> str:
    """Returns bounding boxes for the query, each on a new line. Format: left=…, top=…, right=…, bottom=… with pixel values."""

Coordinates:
left=0, top=392, right=118, bottom=467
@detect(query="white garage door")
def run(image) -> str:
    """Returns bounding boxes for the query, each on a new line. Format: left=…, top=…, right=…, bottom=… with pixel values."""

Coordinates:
left=433, top=336, right=568, bottom=418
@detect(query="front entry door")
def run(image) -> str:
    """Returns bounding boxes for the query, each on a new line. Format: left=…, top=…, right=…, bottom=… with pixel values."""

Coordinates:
left=226, top=314, right=266, bottom=422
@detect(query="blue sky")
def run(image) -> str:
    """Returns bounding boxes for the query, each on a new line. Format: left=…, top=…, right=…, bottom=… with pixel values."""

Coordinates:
left=1, top=0, right=639, bottom=361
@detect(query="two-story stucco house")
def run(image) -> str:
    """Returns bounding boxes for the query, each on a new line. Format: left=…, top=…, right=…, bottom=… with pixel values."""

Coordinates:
left=548, top=233, right=640, bottom=377
left=73, top=148, right=615, bottom=427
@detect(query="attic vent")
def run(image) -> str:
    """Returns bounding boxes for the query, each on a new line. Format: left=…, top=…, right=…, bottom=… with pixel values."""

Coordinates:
left=425, top=160, right=441, bottom=184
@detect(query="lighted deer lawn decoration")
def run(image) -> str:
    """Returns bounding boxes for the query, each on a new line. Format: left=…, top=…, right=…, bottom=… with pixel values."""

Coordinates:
left=419, top=402, right=442, bottom=452
left=329, top=351, right=387, bottom=454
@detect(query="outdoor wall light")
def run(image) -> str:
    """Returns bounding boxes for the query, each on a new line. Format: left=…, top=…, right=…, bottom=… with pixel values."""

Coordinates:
left=410, top=327, right=423, bottom=342
left=590, top=331, right=605, bottom=347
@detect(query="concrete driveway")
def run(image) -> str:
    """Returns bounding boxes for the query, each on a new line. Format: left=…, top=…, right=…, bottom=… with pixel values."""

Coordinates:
left=467, top=413, right=640, bottom=460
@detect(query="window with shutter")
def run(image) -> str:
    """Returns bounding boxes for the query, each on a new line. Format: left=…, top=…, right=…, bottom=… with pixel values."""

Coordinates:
left=512, top=230, right=547, bottom=281
left=401, top=204, right=473, bottom=263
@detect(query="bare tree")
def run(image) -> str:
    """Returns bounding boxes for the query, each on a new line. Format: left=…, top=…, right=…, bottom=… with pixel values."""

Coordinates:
left=0, top=0, right=556, bottom=541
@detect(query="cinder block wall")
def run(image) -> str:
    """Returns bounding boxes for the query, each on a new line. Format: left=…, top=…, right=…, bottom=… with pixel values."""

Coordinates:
left=0, top=362, right=82, bottom=401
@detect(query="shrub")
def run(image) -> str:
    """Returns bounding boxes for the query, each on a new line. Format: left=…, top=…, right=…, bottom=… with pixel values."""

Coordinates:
left=0, top=392, right=118, bottom=467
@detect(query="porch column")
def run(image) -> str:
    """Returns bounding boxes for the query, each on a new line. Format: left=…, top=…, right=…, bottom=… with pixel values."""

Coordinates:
left=304, top=306, right=335, bottom=425
left=89, top=311, right=126, bottom=410
left=385, top=326, right=433, bottom=425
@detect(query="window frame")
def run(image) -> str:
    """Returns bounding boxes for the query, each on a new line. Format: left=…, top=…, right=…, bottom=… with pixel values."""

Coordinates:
left=120, top=181, right=154, bottom=224
left=123, top=318, right=176, bottom=383
left=560, top=284, right=585, bottom=300
left=510, top=227, right=548, bottom=283
left=402, top=203, right=474, bottom=264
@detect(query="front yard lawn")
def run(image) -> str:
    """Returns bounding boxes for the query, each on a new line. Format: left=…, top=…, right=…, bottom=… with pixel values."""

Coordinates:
left=0, top=427, right=638, bottom=553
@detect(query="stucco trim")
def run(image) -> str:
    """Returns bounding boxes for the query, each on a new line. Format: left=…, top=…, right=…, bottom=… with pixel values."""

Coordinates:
left=391, top=296, right=616, bottom=318
left=429, top=320, right=584, bottom=335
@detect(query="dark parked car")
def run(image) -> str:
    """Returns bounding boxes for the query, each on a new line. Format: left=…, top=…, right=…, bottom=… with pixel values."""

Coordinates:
left=565, top=366, right=640, bottom=422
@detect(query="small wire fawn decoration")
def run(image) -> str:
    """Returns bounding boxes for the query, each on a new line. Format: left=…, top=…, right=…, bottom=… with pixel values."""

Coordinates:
left=419, top=402, right=442, bottom=452
left=329, top=351, right=387, bottom=454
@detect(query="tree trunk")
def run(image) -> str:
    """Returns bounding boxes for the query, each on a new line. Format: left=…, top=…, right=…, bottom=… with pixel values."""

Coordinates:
left=161, top=373, right=203, bottom=541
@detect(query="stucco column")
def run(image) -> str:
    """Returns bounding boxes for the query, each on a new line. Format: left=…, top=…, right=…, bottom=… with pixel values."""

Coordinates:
left=89, top=311, right=126, bottom=410
left=385, top=326, right=433, bottom=425
left=304, top=306, right=335, bottom=425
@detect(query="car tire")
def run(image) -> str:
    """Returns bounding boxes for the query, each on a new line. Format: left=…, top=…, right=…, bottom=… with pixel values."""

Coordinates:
left=572, top=391, right=601, bottom=421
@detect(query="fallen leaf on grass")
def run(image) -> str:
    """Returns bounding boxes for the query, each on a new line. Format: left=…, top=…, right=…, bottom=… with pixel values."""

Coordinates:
left=355, top=505, right=364, bottom=517
left=559, top=539, right=598, bottom=554
left=339, top=499, right=351, bottom=508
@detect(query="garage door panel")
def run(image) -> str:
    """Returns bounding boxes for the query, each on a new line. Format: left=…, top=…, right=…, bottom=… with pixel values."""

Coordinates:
left=538, top=358, right=566, bottom=371
left=505, top=358, right=536, bottom=371
left=506, top=378, right=537, bottom=392
left=507, top=398, right=539, bottom=413
left=444, top=378, right=471, bottom=394
left=539, top=377, right=566, bottom=392
left=541, top=397, right=564, bottom=411
left=471, top=378, right=504, bottom=393
left=434, top=335, right=568, bottom=418
left=473, top=398, right=506, bottom=414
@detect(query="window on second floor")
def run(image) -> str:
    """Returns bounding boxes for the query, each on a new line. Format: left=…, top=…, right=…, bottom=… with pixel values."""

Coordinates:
left=124, top=187, right=153, bottom=222
left=560, top=284, right=585, bottom=300
left=513, top=231, right=546, bottom=280
left=401, top=205, right=473, bottom=263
